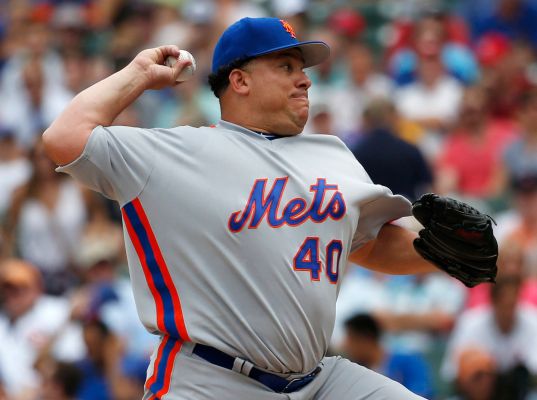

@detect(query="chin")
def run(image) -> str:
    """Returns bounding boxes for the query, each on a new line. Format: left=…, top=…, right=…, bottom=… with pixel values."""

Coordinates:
left=277, top=128, right=302, bottom=137
left=276, top=124, right=304, bottom=136
left=271, top=114, right=307, bottom=136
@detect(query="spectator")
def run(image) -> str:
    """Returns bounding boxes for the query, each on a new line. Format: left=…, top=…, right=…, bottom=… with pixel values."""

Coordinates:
left=502, top=89, right=537, bottom=183
left=0, top=259, right=71, bottom=399
left=0, top=19, right=73, bottom=149
left=76, top=317, right=146, bottom=400
left=478, top=37, right=534, bottom=121
left=441, top=275, right=537, bottom=384
left=307, top=102, right=333, bottom=136
left=0, top=125, right=31, bottom=223
left=465, top=238, right=537, bottom=310
left=388, top=12, right=479, bottom=86
left=394, top=37, right=464, bottom=160
left=306, top=27, right=348, bottom=89
left=496, top=174, right=537, bottom=274
left=436, top=85, right=518, bottom=202
left=304, top=28, right=348, bottom=136
left=333, top=266, right=466, bottom=358
left=465, top=0, right=537, bottom=49
left=351, top=98, right=433, bottom=202
left=3, top=140, right=87, bottom=295
left=446, top=348, right=498, bottom=400
left=326, top=41, right=394, bottom=142
left=76, top=318, right=113, bottom=400
left=40, top=360, right=83, bottom=400
left=152, top=74, right=219, bottom=128
left=343, top=313, right=435, bottom=399
left=0, top=54, right=72, bottom=149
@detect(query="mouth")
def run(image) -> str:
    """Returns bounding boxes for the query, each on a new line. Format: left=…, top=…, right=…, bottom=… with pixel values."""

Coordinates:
left=291, top=95, right=309, bottom=106
left=291, top=91, right=308, bottom=100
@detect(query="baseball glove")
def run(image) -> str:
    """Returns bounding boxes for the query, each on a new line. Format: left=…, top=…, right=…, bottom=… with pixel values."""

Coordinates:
left=412, top=193, right=498, bottom=288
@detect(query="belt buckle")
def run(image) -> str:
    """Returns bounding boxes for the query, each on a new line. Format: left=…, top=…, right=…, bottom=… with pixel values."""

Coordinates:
left=280, top=366, right=321, bottom=394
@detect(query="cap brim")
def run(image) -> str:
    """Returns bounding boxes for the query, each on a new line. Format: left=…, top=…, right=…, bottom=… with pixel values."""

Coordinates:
left=253, top=41, right=330, bottom=68
left=298, top=41, right=331, bottom=68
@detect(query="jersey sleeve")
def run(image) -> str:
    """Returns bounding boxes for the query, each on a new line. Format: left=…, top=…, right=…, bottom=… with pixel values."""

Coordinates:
left=56, top=125, right=157, bottom=205
left=351, top=184, right=412, bottom=252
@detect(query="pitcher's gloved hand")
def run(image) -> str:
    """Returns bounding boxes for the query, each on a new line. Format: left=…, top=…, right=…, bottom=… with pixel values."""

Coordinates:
left=412, top=193, right=498, bottom=288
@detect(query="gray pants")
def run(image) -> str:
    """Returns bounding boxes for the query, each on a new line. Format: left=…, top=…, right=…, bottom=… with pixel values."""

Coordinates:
left=143, top=342, right=425, bottom=400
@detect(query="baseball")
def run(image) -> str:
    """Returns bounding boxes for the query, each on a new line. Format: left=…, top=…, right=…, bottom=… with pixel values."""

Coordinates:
left=165, top=50, right=196, bottom=82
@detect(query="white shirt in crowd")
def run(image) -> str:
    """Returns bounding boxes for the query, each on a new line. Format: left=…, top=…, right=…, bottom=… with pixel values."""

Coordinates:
left=0, top=296, right=71, bottom=397
left=441, top=305, right=537, bottom=381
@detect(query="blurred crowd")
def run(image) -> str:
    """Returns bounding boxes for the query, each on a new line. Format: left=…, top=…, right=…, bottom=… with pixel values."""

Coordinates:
left=2, top=0, right=537, bottom=399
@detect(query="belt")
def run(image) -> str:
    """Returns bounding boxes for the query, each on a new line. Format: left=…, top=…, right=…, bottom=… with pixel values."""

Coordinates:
left=192, top=344, right=321, bottom=393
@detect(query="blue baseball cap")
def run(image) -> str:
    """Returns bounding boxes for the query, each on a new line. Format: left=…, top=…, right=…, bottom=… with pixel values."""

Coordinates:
left=211, top=17, right=330, bottom=73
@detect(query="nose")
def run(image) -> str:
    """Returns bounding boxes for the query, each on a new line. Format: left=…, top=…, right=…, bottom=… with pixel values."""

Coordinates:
left=297, top=70, right=312, bottom=90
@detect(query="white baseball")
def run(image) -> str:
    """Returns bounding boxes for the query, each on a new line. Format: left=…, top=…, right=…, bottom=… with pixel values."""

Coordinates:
left=165, top=50, right=196, bottom=82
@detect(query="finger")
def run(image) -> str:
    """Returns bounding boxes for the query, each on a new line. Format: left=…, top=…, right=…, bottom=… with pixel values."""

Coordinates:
left=156, top=45, right=181, bottom=64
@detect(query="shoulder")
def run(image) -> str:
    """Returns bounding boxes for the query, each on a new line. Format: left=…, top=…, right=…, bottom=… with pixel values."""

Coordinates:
left=95, top=124, right=212, bottom=141
left=297, top=133, right=352, bottom=151
left=298, top=133, right=361, bottom=163
left=97, top=124, right=216, bottom=154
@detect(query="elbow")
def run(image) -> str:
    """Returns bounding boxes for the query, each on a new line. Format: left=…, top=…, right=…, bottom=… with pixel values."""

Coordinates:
left=42, top=126, right=64, bottom=165
left=42, top=123, right=92, bottom=166
left=42, top=127, right=57, bottom=159
left=42, top=94, right=97, bottom=165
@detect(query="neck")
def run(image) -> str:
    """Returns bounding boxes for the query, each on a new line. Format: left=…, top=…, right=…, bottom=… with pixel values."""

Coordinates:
left=220, top=104, right=269, bottom=132
left=220, top=116, right=299, bottom=136
left=370, top=345, right=385, bottom=370
left=359, top=344, right=384, bottom=369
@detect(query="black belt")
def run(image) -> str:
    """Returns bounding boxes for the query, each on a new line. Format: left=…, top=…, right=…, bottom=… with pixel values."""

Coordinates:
left=192, top=344, right=321, bottom=393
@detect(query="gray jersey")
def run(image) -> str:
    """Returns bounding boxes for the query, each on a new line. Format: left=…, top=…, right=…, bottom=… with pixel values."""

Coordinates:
left=58, top=120, right=410, bottom=375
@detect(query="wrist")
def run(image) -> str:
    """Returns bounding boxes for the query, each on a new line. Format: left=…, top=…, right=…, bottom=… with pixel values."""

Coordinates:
left=122, top=61, right=152, bottom=92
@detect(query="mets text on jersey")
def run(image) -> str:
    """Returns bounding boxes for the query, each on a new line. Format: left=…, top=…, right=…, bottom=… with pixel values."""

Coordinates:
left=228, top=177, right=346, bottom=232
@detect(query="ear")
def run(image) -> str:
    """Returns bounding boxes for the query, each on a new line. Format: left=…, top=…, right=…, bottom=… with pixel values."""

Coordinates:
left=228, top=69, right=250, bottom=95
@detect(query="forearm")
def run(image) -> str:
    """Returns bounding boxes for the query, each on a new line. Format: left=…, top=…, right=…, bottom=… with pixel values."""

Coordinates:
left=69, top=65, right=147, bottom=127
left=43, top=65, right=147, bottom=165
left=349, top=224, right=436, bottom=275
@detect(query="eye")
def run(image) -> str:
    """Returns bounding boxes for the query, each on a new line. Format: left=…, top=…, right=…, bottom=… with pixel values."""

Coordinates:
left=281, top=62, right=293, bottom=72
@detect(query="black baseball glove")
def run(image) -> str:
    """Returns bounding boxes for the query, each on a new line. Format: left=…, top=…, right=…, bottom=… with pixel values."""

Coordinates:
left=412, top=193, right=498, bottom=288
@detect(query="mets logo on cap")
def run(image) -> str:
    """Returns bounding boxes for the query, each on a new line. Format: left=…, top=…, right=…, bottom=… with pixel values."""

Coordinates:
left=280, top=19, right=296, bottom=39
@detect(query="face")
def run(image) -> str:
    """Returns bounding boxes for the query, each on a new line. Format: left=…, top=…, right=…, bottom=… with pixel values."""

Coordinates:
left=2, top=282, right=40, bottom=319
left=515, top=189, right=537, bottom=224
left=342, top=331, right=375, bottom=367
left=459, top=369, right=497, bottom=400
left=83, top=322, right=107, bottom=360
left=348, top=44, right=374, bottom=84
left=493, top=283, right=519, bottom=333
left=459, top=88, right=487, bottom=127
left=519, top=94, right=537, bottom=134
left=241, top=49, right=312, bottom=135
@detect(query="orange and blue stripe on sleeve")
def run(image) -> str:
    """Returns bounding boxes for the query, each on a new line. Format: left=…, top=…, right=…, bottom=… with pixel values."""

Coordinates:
left=122, top=198, right=190, bottom=342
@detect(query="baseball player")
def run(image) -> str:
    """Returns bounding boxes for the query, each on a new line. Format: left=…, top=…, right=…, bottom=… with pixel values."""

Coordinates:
left=43, top=17, right=438, bottom=400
